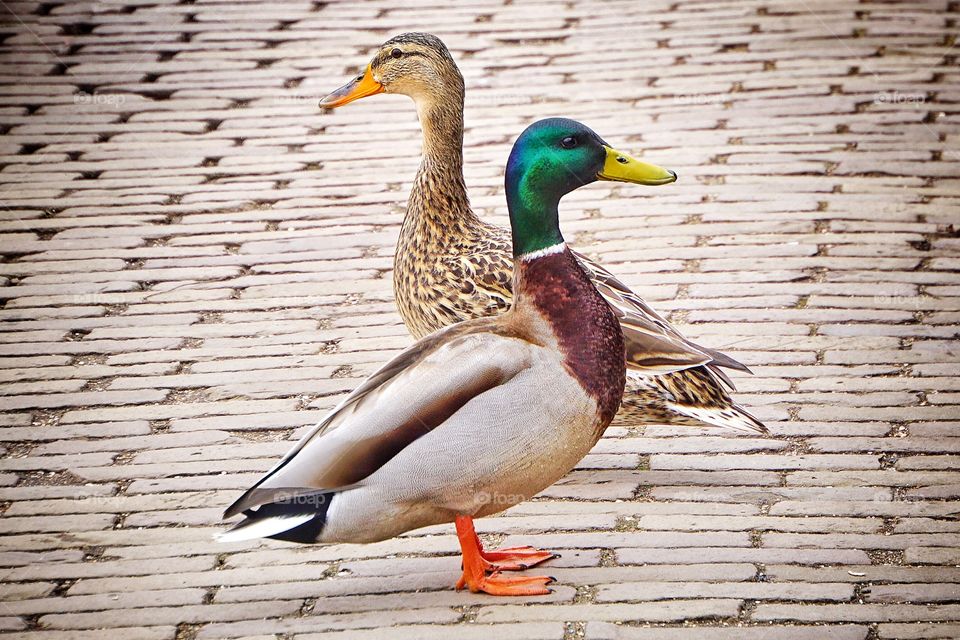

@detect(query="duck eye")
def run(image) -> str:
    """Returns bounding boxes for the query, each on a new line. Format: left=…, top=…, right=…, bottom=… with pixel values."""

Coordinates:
left=560, top=136, right=577, bottom=149
left=390, top=48, right=403, bottom=59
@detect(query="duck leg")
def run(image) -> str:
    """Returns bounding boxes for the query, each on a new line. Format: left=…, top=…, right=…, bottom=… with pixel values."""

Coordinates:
left=453, top=515, right=555, bottom=596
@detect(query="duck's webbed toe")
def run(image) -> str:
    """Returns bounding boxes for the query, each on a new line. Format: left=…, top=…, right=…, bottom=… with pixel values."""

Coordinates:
left=481, top=545, right=559, bottom=571
left=457, top=571, right=555, bottom=596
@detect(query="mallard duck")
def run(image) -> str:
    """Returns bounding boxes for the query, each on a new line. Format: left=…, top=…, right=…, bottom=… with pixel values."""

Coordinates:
left=221, top=119, right=657, bottom=595
left=319, top=33, right=765, bottom=434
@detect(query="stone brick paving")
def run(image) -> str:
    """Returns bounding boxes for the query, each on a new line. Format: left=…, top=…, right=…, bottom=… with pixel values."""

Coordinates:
left=0, top=0, right=958, bottom=638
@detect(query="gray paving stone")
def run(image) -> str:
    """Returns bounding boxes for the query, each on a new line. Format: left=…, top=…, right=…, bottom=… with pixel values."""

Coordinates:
left=0, top=1, right=957, bottom=636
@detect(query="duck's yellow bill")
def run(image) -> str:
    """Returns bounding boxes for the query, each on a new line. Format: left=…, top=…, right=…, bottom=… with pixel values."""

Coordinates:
left=318, top=64, right=384, bottom=108
left=597, top=146, right=677, bottom=186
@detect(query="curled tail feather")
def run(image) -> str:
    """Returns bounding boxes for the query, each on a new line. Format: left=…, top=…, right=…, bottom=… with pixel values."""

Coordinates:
left=218, top=491, right=335, bottom=544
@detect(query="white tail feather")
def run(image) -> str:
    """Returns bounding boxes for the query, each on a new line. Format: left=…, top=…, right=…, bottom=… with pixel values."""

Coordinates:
left=667, top=403, right=766, bottom=434
left=216, top=513, right=314, bottom=543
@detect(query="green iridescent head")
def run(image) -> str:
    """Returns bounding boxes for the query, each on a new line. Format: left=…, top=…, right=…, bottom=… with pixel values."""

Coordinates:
left=505, top=118, right=677, bottom=257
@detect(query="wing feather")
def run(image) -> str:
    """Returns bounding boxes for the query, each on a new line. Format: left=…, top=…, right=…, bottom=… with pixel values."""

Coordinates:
left=223, top=320, right=531, bottom=518
left=573, top=250, right=750, bottom=376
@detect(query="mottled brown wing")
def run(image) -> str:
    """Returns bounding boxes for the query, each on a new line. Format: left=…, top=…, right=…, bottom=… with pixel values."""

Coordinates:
left=463, top=225, right=515, bottom=307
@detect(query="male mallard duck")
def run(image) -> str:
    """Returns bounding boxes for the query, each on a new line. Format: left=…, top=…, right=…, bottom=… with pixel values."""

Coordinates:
left=221, top=119, right=652, bottom=595
left=319, top=33, right=765, bottom=433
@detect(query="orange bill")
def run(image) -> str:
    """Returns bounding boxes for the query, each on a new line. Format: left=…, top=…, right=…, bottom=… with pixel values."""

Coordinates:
left=318, top=64, right=384, bottom=108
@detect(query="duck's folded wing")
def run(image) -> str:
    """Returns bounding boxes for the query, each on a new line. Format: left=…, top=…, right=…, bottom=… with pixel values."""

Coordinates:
left=573, top=250, right=750, bottom=376
left=223, top=322, right=532, bottom=518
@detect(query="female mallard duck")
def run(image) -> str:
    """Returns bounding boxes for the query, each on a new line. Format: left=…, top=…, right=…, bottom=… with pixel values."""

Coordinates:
left=221, top=119, right=645, bottom=595
left=319, top=33, right=765, bottom=433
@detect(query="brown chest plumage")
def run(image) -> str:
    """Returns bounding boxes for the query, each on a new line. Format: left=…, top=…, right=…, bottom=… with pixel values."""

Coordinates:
left=517, top=248, right=626, bottom=428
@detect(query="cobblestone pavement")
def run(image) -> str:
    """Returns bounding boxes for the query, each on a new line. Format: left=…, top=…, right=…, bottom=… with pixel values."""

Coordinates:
left=0, top=0, right=958, bottom=638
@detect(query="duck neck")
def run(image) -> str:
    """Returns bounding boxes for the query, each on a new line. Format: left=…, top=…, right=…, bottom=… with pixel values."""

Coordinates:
left=406, top=88, right=482, bottom=234
left=505, top=177, right=563, bottom=257
left=417, top=94, right=464, bottom=169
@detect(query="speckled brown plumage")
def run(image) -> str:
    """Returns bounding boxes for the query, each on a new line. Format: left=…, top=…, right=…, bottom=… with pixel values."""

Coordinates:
left=393, top=158, right=513, bottom=339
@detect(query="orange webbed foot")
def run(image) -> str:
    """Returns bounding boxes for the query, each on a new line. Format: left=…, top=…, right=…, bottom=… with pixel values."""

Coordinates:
left=458, top=571, right=554, bottom=596
left=481, top=545, right=559, bottom=571
left=454, top=515, right=558, bottom=596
